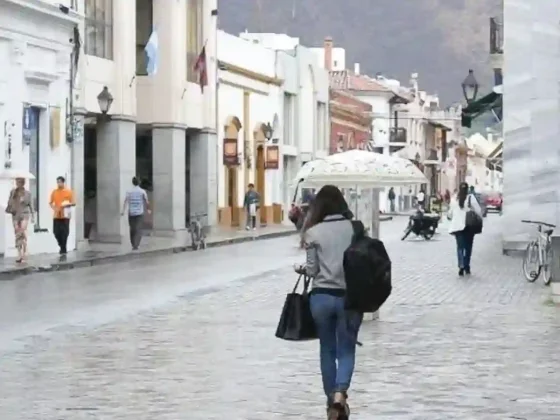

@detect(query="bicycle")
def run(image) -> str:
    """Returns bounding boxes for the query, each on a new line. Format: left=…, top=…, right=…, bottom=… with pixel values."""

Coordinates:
left=521, top=219, right=555, bottom=285
left=189, top=212, right=208, bottom=251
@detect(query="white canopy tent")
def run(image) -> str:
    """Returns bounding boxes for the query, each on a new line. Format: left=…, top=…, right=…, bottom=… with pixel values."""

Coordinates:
left=291, top=150, right=428, bottom=239
left=292, top=150, right=427, bottom=188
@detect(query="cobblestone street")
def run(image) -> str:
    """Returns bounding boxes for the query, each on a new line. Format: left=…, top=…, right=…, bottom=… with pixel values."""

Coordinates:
left=0, top=216, right=559, bottom=419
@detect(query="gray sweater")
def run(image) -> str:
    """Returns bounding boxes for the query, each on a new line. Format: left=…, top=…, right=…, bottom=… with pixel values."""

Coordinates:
left=304, top=215, right=354, bottom=290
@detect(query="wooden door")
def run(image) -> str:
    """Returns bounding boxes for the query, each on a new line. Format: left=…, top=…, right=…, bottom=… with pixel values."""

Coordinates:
left=256, top=146, right=266, bottom=224
left=227, top=167, right=239, bottom=226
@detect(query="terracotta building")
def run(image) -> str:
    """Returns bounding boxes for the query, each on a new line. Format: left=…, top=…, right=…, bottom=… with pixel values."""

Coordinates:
left=329, top=89, right=373, bottom=154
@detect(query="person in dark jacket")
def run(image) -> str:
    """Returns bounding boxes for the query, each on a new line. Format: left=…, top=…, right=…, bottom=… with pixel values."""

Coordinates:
left=388, top=187, right=396, bottom=213
left=243, top=183, right=260, bottom=230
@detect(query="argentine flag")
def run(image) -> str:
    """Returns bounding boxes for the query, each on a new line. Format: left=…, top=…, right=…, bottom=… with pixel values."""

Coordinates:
left=145, top=28, right=159, bottom=76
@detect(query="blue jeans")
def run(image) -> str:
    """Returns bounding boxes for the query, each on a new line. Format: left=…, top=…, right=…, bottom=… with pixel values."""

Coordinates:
left=309, top=293, right=363, bottom=404
left=455, top=230, right=475, bottom=269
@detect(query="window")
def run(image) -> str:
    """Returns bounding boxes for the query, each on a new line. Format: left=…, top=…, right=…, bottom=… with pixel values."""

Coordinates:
left=187, top=0, right=203, bottom=82
left=85, top=0, right=113, bottom=60
left=136, top=0, right=153, bottom=75
left=283, top=93, right=294, bottom=145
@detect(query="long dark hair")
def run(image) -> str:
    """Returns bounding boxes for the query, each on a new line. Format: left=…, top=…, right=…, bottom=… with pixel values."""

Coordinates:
left=306, top=185, right=350, bottom=229
left=458, top=182, right=469, bottom=209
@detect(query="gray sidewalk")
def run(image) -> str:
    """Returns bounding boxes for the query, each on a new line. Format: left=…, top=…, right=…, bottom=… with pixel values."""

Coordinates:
left=0, top=216, right=395, bottom=281
left=0, top=225, right=296, bottom=281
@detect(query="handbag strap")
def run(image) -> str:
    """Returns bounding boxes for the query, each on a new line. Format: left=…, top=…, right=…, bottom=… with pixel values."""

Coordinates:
left=292, top=273, right=311, bottom=293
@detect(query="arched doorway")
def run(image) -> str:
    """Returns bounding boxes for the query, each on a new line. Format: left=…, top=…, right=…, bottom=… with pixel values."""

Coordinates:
left=253, top=123, right=267, bottom=225
left=223, top=116, right=242, bottom=226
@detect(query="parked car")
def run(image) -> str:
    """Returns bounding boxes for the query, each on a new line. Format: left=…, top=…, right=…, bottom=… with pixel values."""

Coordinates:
left=484, top=191, right=503, bottom=212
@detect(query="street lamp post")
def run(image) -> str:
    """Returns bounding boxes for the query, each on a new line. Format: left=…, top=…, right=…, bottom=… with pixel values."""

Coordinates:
left=461, top=69, right=479, bottom=103
left=97, top=86, right=113, bottom=115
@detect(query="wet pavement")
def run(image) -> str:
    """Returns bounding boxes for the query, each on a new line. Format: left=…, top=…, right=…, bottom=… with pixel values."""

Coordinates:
left=0, top=224, right=296, bottom=280
left=0, top=216, right=559, bottom=419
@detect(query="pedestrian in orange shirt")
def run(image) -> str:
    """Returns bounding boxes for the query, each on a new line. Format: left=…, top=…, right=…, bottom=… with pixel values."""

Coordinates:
left=49, top=176, right=75, bottom=255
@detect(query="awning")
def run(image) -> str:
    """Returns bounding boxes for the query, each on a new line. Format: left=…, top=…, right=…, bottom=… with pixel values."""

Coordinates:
left=426, top=119, right=452, bottom=131
left=486, top=142, right=503, bottom=171
left=487, top=142, right=503, bottom=160
left=461, top=91, right=502, bottom=128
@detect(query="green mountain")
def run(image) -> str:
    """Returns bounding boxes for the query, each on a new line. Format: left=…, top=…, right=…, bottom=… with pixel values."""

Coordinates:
left=218, top=0, right=501, bottom=105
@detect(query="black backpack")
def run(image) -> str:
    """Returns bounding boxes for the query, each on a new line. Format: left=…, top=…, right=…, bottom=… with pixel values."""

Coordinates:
left=343, top=221, right=392, bottom=313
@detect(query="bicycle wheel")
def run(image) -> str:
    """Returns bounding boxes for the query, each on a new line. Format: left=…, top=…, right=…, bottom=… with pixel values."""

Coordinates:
left=522, top=241, right=541, bottom=282
left=542, top=241, right=553, bottom=285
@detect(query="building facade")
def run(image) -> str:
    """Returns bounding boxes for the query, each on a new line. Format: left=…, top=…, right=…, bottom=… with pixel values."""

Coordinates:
left=216, top=31, right=285, bottom=227
left=0, top=0, right=80, bottom=257
left=501, top=0, right=560, bottom=252
left=329, top=89, right=372, bottom=154
left=71, top=0, right=218, bottom=245
left=238, top=32, right=330, bottom=216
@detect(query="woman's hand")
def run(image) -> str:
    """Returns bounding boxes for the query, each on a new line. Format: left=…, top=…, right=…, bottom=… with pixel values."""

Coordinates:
left=293, top=263, right=306, bottom=274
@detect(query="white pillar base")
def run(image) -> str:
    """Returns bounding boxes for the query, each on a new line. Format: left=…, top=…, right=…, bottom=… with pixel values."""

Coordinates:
left=551, top=282, right=560, bottom=305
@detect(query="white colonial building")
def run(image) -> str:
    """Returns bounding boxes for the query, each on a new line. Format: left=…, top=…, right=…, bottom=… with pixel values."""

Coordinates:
left=0, top=0, right=80, bottom=257
left=64, top=0, right=218, bottom=245
left=217, top=31, right=329, bottom=227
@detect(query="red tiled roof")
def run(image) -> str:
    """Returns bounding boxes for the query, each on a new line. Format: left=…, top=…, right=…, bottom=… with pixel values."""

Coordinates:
left=329, top=70, right=391, bottom=92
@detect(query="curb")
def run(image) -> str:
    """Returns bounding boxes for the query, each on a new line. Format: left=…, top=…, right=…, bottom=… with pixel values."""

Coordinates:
left=502, top=249, right=525, bottom=258
left=0, top=229, right=297, bottom=281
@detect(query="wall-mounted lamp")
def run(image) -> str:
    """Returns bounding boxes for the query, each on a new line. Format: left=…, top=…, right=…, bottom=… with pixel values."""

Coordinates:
left=97, top=86, right=113, bottom=115
left=263, top=122, right=273, bottom=141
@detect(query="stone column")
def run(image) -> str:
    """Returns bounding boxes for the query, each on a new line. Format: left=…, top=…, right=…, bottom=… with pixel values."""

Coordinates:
left=190, top=130, right=219, bottom=227
left=96, top=116, right=136, bottom=243
left=364, top=188, right=380, bottom=321
left=501, top=0, right=533, bottom=253
left=152, top=125, right=186, bottom=233
left=70, top=110, right=86, bottom=248
left=549, top=234, right=560, bottom=304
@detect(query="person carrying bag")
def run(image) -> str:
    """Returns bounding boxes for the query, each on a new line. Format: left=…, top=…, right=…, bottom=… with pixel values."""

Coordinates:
left=448, top=182, right=482, bottom=276
left=274, top=185, right=361, bottom=420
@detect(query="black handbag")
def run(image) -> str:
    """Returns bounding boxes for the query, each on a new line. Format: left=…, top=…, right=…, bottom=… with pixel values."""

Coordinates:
left=275, top=274, right=318, bottom=341
left=465, top=196, right=483, bottom=234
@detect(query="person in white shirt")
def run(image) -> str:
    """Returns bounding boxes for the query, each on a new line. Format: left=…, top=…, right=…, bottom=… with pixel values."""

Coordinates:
left=447, top=182, right=482, bottom=276
left=416, top=188, right=425, bottom=210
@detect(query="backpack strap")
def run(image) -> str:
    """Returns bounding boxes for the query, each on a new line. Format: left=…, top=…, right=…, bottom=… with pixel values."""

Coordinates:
left=322, top=216, right=347, bottom=223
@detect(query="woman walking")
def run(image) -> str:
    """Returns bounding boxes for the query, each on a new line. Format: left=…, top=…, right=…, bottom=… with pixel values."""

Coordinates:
left=448, top=182, right=482, bottom=275
left=300, top=185, right=362, bottom=419
left=5, top=178, right=34, bottom=263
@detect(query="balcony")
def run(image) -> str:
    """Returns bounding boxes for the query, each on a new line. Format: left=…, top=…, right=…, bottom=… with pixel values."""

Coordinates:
left=389, top=127, right=407, bottom=154
left=389, top=127, right=406, bottom=144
